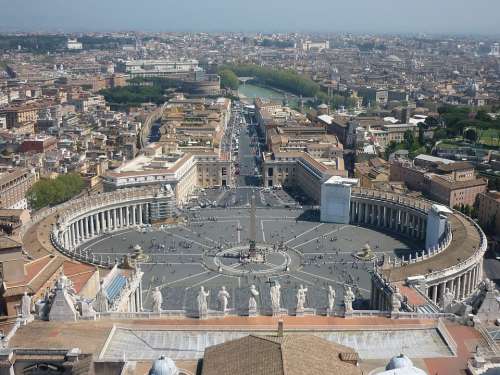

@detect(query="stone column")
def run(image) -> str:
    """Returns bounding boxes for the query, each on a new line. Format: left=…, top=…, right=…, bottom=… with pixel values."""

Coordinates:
left=364, top=203, right=369, bottom=224
left=95, top=213, right=100, bottom=234
left=113, top=208, right=118, bottom=229
left=107, top=210, right=111, bottom=231
left=132, top=205, right=137, bottom=226
left=119, top=207, right=124, bottom=228
left=383, top=206, right=387, bottom=227
left=79, top=220, right=84, bottom=241
left=139, top=204, right=143, bottom=225
left=124, top=206, right=129, bottom=227
left=470, top=267, right=476, bottom=293
left=85, top=216, right=89, bottom=238
left=432, top=285, right=438, bottom=304
left=464, top=272, right=470, bottom=298
left=100, top=212, right=105, bottom=232
left=440, top=282, right=446, bottom=305
left=71, top=223, right=75, bottom=245
left=75, top=221, right=81, bottom=244
left=90, top=215, right=95, bottom=237
left=456, top=275, right=462, bottom=300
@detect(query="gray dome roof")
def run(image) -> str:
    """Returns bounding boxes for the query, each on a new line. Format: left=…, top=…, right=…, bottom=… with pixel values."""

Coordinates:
left=149, top=355, right=178, bottom=375
left=386, top=354, right=413, bottom=370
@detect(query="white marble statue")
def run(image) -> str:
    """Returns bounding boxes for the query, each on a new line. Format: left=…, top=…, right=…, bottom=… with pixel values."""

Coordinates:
left=80, top=300, right=97, bottom=319
left=296, top=284, right=308, bottom=312
left=217, top=286, right=230, bottom=313
left=327, top=285, right=336, bottom=311
left=249, top=284, right=259, bottom=312
left=21, top=291, right=32, bottom=319
left=94, top=282, right=109, bottom=313
left=197, top=286, right=210, bottom=318
left=270, top=281, right=281, bottom=313
left=344, top=286, right=355, bottom=314
left=152, top=286, right=163, bottom=313
left=391, top=287, right=403, bottom=313
left=441, top=287, right=455, bottom=311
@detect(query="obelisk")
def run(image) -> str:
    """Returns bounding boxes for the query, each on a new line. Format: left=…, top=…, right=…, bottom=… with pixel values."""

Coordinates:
left=249, top=193, right=257, bottom=258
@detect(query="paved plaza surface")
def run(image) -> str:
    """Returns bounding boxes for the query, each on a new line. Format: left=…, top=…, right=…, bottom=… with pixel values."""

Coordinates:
left=81, top=205, right=422, bottom=314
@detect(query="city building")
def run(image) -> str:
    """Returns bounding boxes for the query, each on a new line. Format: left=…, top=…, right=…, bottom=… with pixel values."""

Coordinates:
left=67, top=38, right=83, bottom=50
left=390, top=157, right=487, bottom=207
left=477, top=191, right=500, bottom=235
left=103, top=149, right=232, bottom=203
left=262, top=151, right=347, bottom=202
left=118, top=59, right=200, bottom=79
left=0, top=169, right=37, bottom=209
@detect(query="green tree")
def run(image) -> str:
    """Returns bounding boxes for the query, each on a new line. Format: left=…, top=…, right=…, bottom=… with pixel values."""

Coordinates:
left=404, top=130, right=415, bottom=149
left=219, top=64, right=321, bottom=97
left=218, top=69, right=239, bottom=90
left=418, top=124, right=425, bottom=145
left=27, top=173, right=85, bottom=210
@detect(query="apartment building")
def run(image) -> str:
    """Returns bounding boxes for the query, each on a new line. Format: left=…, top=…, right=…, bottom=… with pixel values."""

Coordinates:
left=477, top=191, right=500, bottom=235
left=262, top=151, right=347, bottom=203
left=390, top=157, right=487, bottom=207
left=0, top=169, right=37, bottom=209
left=103, top=147, right=232, bottom=204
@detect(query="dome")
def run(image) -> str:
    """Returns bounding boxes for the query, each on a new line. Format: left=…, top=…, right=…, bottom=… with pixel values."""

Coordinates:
left=149, top=355, right=178, bottom=375
left=386, top=354, right=413, bottom=370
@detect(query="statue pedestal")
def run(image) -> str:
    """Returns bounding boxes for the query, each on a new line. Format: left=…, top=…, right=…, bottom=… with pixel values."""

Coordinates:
left=295, top=308, right=315, bottom=317
left=344, top=309, right=353, bottom=318
left=20, top=315, right=34, bottom=325
left=326, top=308, right=336, bottom=317
left=272, top=308, right=288, bottom=317
left=248, top=308, right=258, bottom=317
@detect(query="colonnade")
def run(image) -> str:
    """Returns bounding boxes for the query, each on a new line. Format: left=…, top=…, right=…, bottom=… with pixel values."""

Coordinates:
left=350, top=199, right=426, bottom=241
left=426, top=263, right=483, bottom=304
left=59, top=203, right=149, bottom=250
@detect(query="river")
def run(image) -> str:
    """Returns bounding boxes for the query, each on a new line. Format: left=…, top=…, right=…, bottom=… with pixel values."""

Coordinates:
left=238, top=83, right=297, bottom=106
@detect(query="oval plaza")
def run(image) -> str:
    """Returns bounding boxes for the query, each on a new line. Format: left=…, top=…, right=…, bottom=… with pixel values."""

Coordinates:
left=29, top=171, right=486, bottom=318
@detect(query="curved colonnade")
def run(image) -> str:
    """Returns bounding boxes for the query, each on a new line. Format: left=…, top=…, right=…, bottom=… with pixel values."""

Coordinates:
left=36, top=186, right=486, bottom=310
left=350, top=188, right=487, bottom=305
left=49, top=187, right=167, bottom=268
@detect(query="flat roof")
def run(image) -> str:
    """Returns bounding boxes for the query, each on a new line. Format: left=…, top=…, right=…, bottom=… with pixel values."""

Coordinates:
left=414, top=154, right=455, bottom=165
left=324, top=176, right=359, bottom=186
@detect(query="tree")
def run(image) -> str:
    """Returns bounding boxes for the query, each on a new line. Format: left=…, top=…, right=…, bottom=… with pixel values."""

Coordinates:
left=424, top=116, right=439, bottom=127
left=404, top=130, right=415, bottom=149
left=418, top=124, right=425, bottom=145
left=218, top=69, right=239, bottom=90
left=219, top=64, right=321, bottom=97
left=27, top=173, right=85, bottom=210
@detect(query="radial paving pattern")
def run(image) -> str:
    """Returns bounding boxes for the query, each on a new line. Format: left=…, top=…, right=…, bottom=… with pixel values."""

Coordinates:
left=81, top=206, right=421, bottom=314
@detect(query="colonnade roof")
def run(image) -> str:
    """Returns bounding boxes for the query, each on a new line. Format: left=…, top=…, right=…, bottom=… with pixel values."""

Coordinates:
left=382, top=213, right=482, bottom=282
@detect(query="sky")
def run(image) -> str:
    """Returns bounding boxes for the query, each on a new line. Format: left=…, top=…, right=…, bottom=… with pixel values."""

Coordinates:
left=0, top=0, right=499, bottom=35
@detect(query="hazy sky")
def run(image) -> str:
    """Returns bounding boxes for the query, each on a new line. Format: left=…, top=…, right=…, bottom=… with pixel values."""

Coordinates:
left=0, top=0, right=499, bottom=35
